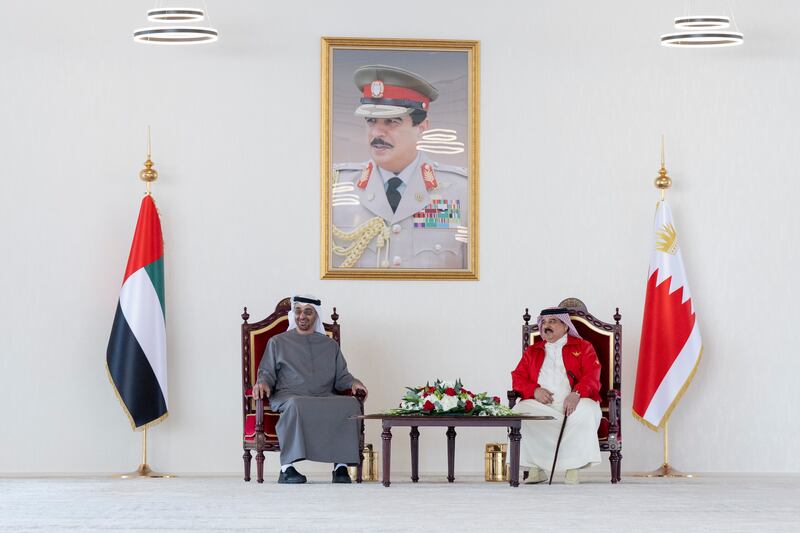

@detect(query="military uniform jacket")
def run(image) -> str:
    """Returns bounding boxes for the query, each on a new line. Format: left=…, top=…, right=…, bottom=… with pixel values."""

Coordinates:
left=331, top=153, right=468, bottom=269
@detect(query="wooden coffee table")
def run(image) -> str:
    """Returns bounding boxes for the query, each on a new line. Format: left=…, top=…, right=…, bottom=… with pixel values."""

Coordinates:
left=359, top=414, right=553, bottom=487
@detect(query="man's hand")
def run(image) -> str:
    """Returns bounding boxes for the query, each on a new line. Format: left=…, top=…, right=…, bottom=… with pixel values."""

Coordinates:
left=564, top=391, right=580, bottom=416
left=351, top=379, right=368, bottom=400
left=534, top=387, right=553, bottom=405
left=252, top=382, right=271, bottom=400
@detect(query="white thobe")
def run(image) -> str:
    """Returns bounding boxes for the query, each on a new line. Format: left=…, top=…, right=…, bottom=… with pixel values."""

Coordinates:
left=512, top=335, right=602, bottom=472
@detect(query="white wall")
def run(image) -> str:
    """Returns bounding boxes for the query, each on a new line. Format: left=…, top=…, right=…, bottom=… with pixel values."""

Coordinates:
left=2, top=0, right=798, bottom=475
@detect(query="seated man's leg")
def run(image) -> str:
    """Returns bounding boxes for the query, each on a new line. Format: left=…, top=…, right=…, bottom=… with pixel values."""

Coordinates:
left=275, top=396, right=307, bottom=465
left=275, top=395, right=361, bottom=475
left=554, top=398, right=602, bottom=473
left=273, top=396, right=308, bottom=484
left=511, top=399, right=563, bottom=474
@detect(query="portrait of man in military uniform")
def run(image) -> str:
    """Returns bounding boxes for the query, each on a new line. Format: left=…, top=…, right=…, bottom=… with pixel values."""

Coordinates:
left=322, top=40, right=479, bottom=279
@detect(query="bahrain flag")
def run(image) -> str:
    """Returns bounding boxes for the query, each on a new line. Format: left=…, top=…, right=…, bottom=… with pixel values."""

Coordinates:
left=633, top=200, right=702, bottom=430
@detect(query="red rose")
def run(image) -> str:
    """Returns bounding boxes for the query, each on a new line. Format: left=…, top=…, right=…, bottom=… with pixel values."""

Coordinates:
left=445, top=387, right=456, bottom=396
left=423, top=400, right=435, bottom=411
left=465, top=399, right=474, bottom=412
left=493, top=396, right=501, bottom=404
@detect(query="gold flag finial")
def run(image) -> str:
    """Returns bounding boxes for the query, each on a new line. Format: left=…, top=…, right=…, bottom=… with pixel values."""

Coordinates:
left=139, top=126, right=158, bottom=195
left=654, top=134, right=672, bottom=201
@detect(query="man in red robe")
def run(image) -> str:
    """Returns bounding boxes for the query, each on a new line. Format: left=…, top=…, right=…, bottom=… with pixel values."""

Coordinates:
left=511, top=307, right=602, bottom=484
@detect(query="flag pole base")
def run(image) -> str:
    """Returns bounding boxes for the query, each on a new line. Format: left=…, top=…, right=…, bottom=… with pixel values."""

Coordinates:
left=634, top=463, right=694, bottom=478
left=116, top=463, right=175, bottom=479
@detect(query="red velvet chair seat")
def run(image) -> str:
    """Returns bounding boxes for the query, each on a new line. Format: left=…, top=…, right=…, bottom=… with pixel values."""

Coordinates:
left=244, top=412, right=280, bottom=441
left=598, top=416, right=609, bottom=441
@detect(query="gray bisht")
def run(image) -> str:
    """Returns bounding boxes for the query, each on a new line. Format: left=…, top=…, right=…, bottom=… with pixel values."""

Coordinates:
left=257, top=329, right=361, bottom=465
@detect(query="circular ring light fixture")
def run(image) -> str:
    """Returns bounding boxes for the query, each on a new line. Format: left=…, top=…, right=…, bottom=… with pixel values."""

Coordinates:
left=674, top=16, right=731, bottom=29
left=660, top=31, right=743, bottom=48
left=147, top=8, right=205, bottom=22
left=133, top=26, right=219, bottom=45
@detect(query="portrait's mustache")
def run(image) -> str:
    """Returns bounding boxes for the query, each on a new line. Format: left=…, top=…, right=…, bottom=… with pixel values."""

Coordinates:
left=371, top=138, right=394, bottom=148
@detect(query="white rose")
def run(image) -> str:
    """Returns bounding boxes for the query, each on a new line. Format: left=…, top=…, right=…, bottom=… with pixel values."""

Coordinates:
left=439, top=395, right=459, bottom=411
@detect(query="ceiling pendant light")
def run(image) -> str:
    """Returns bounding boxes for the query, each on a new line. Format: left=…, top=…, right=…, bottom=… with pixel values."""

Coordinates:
left=661, top=3, right=743, bottom=48
left=146, top=8, right=205, bottom=22
left=673, top=16, right=730, bottom=29
left=133, top=26, right=218, bottom=45
left=661, top=31, right=743, bottom=48
left=134, top=5, right=218, bottom=45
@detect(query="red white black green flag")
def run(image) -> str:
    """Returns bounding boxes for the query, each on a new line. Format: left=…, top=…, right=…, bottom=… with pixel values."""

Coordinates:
left=633, top=200, right=702, bottom=430
left=106, top=194, right=168, bottom=430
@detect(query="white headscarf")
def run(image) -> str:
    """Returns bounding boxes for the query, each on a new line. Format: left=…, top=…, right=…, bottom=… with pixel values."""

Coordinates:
left=536, top=307, right=582, bottom=340
left=287, top=294, right=327, bottom=335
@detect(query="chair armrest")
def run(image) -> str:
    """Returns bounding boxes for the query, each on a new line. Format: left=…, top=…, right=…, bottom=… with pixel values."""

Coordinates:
left=507, top=389, right=521, bottom=409
left=606, top=389, right=621, bottom=441
left=334, top=388, right=367, bottom=405
left=255, top=397, right=270, bottom=434
left=606, top=389, right=620, bottom=417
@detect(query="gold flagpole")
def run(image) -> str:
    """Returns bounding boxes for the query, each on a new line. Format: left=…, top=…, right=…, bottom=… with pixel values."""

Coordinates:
left=116, top=127, right=173, bottom=479
left=640, top=422, right=694, bottom=478
left=118, top=428, right=174, bottom=479
left=637, top=136, right=693, bottom=479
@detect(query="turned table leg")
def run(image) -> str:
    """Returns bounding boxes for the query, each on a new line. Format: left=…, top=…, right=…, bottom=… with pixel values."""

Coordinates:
left=509, top=424, right=521, bottom=487
left=382, top=423, right=392, bottom=487
left=410, top=426, right=420, bottom=482
left=446, top=426, right=457, bottom=483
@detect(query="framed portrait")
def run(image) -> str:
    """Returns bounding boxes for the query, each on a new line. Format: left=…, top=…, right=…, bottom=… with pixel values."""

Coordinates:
left=321, top=37, right=479, bottom=280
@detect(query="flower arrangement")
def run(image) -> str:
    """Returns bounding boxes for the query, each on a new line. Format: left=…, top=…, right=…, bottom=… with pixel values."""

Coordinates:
left=387, top=379, right=513, bottom=416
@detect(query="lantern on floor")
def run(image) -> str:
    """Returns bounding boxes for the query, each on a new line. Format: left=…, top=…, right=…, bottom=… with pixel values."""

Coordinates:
left=484, top=443, right=509, bottom=482
left=348, top=443, right=379, bottom=481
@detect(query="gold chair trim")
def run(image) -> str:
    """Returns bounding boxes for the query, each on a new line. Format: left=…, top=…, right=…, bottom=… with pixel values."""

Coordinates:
left=249, top=315, right=289, bottom=385
left=244, top=412, right=280, bottom=439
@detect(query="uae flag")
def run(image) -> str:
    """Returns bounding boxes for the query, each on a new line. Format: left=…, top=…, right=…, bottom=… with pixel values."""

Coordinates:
left=106, top=194, right=168, bottom=430
left=633, top=200, right=702, bottom=431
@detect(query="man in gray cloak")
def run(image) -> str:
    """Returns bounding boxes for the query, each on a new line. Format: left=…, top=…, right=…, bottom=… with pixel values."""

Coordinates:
left=252, top=295, right=368, bottom=484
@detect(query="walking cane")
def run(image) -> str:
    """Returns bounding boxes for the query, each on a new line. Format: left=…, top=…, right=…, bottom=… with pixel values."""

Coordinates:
left=549, top=371, right=578, bottom=485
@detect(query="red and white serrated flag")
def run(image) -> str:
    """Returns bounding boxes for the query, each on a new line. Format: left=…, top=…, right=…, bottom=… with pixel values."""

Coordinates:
left=633, top=200, right=703, bottom=431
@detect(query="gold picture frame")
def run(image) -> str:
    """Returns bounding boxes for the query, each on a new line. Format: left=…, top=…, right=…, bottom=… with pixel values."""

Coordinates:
left=321, top=37, right=480, bottom=280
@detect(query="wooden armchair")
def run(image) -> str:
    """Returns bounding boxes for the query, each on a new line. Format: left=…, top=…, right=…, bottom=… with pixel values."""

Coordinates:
left=507, top=298, right=622, bottom=483
left=241, top=298, right=366, bottom=483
